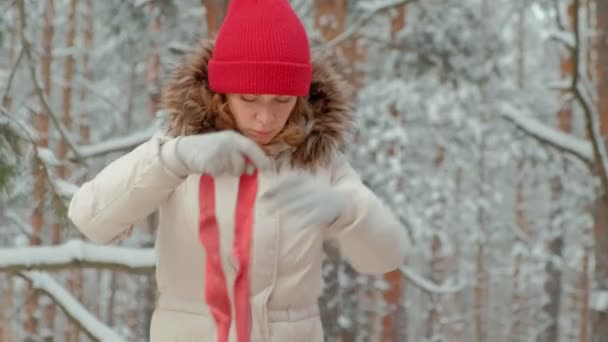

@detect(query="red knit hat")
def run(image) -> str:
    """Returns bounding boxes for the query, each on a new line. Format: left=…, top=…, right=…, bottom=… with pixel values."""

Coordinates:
left=208, top=0, right=313, bottom=96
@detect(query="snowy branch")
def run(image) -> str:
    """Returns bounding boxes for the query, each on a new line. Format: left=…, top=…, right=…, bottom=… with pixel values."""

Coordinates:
left=168, top=41, right=196, bottom=55
left=0, top=106, right=76, bottom=204
left=318, top=0, right=418, bottom=52
left=499, top=104, right=593, bottom=163
left=547, top=29, right=575, bottom=49
left=0, top=240, right=155, bottom=273
left=17, top=271, right=126, bottom=342
left=70, top=123, right=158, bottom=161
left=400, top=266, right=466, bottom=294
left=548, top=79, right=573, bottom=91
left=54, top=178, right=79, bottom=198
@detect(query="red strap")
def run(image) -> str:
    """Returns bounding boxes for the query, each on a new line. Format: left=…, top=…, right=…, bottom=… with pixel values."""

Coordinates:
left=199, top=173, right=257, bottom=342
left=199, top=175, right=232, bottom=342
left=233, top=171, right=257, bottom=342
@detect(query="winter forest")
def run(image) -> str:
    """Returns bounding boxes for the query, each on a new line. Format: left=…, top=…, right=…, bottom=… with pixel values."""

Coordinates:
left=1, top=0, right=608, bottom=341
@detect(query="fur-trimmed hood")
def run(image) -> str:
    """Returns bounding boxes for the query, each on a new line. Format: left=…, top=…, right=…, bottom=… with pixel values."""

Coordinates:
left=160, top=40, right=352, bottom=169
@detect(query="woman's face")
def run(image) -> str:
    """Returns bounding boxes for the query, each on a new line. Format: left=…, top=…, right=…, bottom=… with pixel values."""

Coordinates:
left=226, top=94, right=297, bottom=145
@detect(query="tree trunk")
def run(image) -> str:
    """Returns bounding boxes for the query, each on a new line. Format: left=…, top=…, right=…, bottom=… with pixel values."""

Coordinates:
left=47, top=1, right=80, bottom=340
left=0, top=7, right=19, bottom=341
left=126, top=40, right=137, bottom=131
left=61, top=1, right=80, bottom=341
left=80, top=0, right=96, bottom=322
left=313, top=2, right=359, bottom=340
left=475, top=1, right=490, bottom=339
left=542, top=11, right=575, bottom=338
left=511, top=8, right=536, bottom=339
left=580, top=247, right=591, bottom=342
left=107, top=273, right=118, bottom=327
left=426, top=146, right=464, bottom=341
left=27, top=1, right=54, bottom=337
left=381, top=5, right=407, bottom=341
left=511, top=163, right=534, bottom=340
left=426, top=235, right=442, bottom=339
left=203, top=0, right=228, bottom=37
left=592, top=0, right=608, bottom=340
left=146, top=3, right=162, bottom=118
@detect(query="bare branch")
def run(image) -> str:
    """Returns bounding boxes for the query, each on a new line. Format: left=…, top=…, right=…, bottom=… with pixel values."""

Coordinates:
left=16, top=0, right=85, bottom=164
left=316, top=0, right=418, bottom=52
left=1, top=46, right=25, bottom=106
left=17, top=271, right=126, bottom=342
left=0, top=240, right=154, bottom=273
left=552, top=0, right=569, bottom=32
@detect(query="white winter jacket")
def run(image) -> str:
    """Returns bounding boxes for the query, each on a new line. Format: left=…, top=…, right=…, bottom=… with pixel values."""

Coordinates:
left=68, top=40, right=409, bottom=342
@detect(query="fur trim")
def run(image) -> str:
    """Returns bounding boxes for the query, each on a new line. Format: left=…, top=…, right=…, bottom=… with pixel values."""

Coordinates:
left=160, top=40, right=353, bottom=169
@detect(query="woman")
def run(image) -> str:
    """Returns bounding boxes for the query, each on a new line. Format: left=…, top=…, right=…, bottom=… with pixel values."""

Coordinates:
left=68, top=0, right=409, bottom=340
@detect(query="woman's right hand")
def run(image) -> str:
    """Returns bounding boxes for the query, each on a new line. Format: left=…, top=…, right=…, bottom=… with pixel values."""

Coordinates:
left=161, top=131, right=271, bottom=177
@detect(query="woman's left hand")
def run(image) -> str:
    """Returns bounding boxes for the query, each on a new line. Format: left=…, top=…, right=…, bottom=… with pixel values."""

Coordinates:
left=261, top=173, right=346, bottom=230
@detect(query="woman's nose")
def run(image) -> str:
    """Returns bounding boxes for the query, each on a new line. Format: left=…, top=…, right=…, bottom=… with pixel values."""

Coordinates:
left=256, top=108, right=274, bottom=124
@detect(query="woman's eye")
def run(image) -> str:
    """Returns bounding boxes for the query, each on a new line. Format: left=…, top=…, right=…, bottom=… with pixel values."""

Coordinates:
left=275, top=97, right=292, bottom=103
left=241, top=96, right=257, bottom=102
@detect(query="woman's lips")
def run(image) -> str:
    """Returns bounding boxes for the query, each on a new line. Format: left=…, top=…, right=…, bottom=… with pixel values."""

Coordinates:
left=250, top=130, right=273, bottom=137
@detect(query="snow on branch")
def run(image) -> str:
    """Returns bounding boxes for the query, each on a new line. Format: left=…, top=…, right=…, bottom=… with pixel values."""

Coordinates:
left=499, top=104, right=593, bottom=163
left=18, top=271, right=126, bottom=342
left=400, top=266, right=466, bottom=294
left=548, top=79, right=573, bottom=91
left=546, top=29, right=575, bottom=49
left=591, top=289, right=608, bottom=312
left=0, top=240, right=155, bottom=273
left=54, top=178, right=79, bottom=198
left=168, top=41, right=196, bottom=55
left=72, top=124, right=158, bottom=161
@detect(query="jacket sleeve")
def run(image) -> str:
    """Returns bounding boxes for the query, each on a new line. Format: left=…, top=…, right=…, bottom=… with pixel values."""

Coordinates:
left=68, top=133, right=186, bottom=244
left=325, top=154, right=410, bottom=275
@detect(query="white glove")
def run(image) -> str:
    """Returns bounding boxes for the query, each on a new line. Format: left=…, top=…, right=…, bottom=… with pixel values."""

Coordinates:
left=161, top=131, right=271, bottom=177
left=261, top=173, right=347, bottom=230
